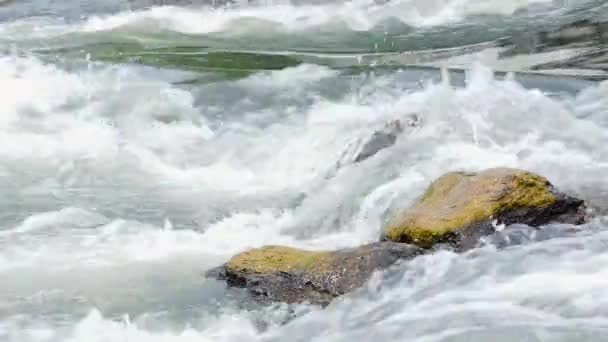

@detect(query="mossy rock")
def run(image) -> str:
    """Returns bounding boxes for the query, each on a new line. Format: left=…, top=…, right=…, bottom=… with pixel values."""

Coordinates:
left=225, top=246, right=332, bottom=275
left=383, top=168, right=587, bottom=249
left=208, top=242, right=422, bottom=306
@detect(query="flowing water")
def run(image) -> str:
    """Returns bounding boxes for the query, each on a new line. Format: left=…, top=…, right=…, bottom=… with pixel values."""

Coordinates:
left=1, top=0, right=608, bottom=341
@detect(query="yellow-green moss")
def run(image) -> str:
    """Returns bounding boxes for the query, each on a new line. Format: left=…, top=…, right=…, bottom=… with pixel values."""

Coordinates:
left=419, top=171, right=470, bottom=202
left=226, top=246, right=332, bottom=274
left=385, top=168, right=557, bottom=247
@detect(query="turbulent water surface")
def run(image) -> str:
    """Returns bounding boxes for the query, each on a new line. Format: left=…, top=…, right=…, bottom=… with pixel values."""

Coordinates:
left=1, top=0, right=608, bottom=341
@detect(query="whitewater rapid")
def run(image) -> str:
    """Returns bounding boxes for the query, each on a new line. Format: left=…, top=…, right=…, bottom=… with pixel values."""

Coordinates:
left=1, top=0, right=559, bottom=34
left=1, top=0, right=608, bottom=341
left=1, top=51, right=607, bottom=340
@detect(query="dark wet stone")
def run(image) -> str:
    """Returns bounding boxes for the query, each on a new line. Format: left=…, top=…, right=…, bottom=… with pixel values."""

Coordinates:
left=207, top=242, right=423, bottom=306
left=353, top=114, right=422, bottom=163
left=354, top=120, right=403, bottom=163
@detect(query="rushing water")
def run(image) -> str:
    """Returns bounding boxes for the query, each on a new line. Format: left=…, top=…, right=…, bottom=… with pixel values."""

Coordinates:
left=1, top=0, right=608, bottom=341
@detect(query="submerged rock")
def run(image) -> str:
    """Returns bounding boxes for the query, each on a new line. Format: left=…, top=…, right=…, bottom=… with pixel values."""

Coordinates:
left=208, top=242, right=422, bottom=306
left=382, top=168, right=587, bottom=249
left=353, top=114, right=421, bottom=163
left=354, top=120, right=403, bottom=163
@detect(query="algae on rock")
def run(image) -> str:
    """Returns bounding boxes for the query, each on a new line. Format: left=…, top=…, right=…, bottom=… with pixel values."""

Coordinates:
left=226, top=246, right=332, bottom=275
left=383, top=168, right=586, bottom=249
left=210, top=167, right=587, bottom=306
left=211, top=242, right=423, bottom=306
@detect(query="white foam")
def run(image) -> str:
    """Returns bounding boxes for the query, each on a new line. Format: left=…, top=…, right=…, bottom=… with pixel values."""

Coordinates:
left=259, top=231, right=608, bottom=341
left=0, top=55, right=607, bottom=341
left=238, top=64, right=337, bottom=89
left=0, top=55, right=214, bottom=190
left=2, top=309, right=261, bottom=342
left=0, top=0, right=557, bottom=41
left=0, top=57, right=606, bottom=270
left=80, top=0, right=555, bottom=33
left=12, top=229, right=606, bottom=342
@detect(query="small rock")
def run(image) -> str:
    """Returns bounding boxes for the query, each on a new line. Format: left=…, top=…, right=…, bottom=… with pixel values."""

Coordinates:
left=382, top=168, right=587, bottom=249
left=354, top=120, right=402, bottom=163
left=208, top=242, right=422, bottom=306
left=354, top=114, right=421, bottom=163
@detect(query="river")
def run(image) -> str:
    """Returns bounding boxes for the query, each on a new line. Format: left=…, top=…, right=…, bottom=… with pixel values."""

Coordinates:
left=1, top=0, right=608, bottom=341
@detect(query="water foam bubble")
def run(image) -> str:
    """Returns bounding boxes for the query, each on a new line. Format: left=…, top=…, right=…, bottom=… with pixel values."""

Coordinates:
left=0, top=0, right=559, bottom=42
left=2, top=309, right=261, bottom=342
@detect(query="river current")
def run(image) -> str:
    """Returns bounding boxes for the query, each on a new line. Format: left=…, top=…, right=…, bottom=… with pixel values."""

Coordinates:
left=1, top=0, right=608, bottom=341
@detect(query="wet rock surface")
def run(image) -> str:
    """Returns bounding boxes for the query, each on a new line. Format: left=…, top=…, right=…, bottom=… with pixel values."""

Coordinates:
left=210, top=168, right=588, bottom=306
left=382, top=168, right=587, bottom=249
left=354, top=120, right=403, bottom=163
left=353, top=114, right=421, bottom=163
left=207, top=242, right=423, bottom=306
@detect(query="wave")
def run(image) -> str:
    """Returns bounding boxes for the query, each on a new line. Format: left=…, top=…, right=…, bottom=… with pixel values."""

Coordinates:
left=5, top=224, right=608, bottom=342
left=80, top=0, right=556, bottom=33
left=0, top=0, right=564, bottom=42
left=0, top=55, right=606, bottom=271
left=0, top=36, right=607, bottom=341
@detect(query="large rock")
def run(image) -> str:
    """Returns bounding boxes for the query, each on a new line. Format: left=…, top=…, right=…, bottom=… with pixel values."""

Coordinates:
left=208, top=242, right=422, bottom=306
left=382, top=168, right=587, bottom=249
